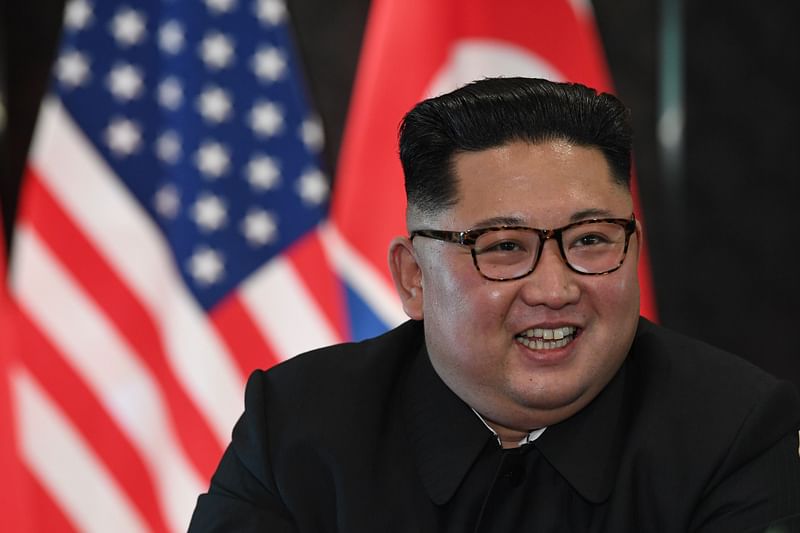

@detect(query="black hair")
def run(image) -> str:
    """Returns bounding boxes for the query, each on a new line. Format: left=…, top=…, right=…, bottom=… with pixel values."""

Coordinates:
left=398, top=77, right=633, bottom=215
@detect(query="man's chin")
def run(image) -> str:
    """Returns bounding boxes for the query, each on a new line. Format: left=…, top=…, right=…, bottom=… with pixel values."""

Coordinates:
left=504, top=381, right=597, bottom=426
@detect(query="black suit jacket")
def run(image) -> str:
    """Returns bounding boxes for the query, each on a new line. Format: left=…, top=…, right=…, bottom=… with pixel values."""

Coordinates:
left=189, top=318, right=800, bottom=532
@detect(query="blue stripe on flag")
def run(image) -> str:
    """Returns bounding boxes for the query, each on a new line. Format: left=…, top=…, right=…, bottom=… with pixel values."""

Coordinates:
left=344, top=284, right=391, bottom=341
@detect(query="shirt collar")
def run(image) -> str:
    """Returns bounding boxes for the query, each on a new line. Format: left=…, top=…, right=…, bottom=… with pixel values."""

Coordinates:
left=469, top=407, right=547, bottom=447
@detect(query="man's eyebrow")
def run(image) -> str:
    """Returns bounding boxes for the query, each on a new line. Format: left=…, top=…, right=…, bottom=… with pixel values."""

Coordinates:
left=471, top=215, right=527, bottom=228
left=471, top=209, right=621, bottom=229
left=568, top=208, right=618, bottom=222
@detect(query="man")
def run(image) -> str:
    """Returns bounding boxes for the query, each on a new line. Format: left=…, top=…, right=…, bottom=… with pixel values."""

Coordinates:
left=189, top=78, right=800, bottom=532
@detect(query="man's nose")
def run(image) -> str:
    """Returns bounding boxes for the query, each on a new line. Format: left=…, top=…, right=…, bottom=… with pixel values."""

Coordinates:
left=518, top=239, right=580, bottom=308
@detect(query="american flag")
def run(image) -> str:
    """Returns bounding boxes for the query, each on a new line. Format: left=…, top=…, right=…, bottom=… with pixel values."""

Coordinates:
left=8, top=0, right=397, bottom=531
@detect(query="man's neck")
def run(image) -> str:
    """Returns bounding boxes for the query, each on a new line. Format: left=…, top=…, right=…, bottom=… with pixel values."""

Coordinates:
left=470, top=408, right=546, bottom=448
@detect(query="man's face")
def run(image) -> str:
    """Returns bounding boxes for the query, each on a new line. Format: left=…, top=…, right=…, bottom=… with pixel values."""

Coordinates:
left=402, top=140, right=641, bottom=434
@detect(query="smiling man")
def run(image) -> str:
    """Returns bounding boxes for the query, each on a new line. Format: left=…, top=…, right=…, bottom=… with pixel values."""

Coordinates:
left=395, top=138, right=640, bottom=447
left=189, top=78, right=800, bottom=532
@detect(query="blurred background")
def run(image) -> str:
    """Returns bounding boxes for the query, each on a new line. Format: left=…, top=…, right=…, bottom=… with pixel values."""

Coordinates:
left=1, top=1, right=800, bottom=531
left=3, top=0, right=798, bottom=383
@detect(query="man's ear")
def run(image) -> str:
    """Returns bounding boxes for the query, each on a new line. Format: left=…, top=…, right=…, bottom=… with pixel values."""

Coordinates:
left=634, top=218, right=644, bottom=262
left=388, top=237, right=424, bottom=320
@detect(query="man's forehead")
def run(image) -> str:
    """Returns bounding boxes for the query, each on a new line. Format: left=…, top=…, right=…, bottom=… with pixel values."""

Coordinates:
left=406, top=140, right=631, bottom=231
left=451, top=138, right=613, bottom=171
left=449, top=141, right=626, bottom=202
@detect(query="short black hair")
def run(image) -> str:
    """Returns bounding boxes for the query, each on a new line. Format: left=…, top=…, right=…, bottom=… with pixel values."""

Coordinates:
left=398, top=77, right=633, bottom=216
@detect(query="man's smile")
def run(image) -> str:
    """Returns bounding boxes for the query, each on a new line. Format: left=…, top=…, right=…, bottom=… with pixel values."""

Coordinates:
left=515, top=326, right=578, bottom=350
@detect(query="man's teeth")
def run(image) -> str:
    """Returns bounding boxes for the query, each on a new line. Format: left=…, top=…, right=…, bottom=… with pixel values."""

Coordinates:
left=516, top=326, right=576, bottom=350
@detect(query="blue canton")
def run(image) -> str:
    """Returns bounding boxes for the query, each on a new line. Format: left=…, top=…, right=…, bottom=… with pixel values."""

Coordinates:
left=54, top=0, right=328, bottom=310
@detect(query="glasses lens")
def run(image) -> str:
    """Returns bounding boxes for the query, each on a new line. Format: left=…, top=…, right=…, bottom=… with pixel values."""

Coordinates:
left=562, top=221, right=628, bottom=274
left=474, top=229, right=539, bottom=280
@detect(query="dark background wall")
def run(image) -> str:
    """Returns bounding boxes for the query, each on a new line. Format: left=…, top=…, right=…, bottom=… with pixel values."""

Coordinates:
left=2, top=1, right=799, bottom=388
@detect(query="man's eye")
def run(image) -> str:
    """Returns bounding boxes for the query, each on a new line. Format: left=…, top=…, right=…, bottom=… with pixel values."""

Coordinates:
left=480, top=240, right=526, bottom=253
left=572, top=233, right=610, bottom=247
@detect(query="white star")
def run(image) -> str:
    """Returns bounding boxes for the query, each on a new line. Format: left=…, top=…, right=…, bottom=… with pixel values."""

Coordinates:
left=157, top=77, right=183, bottom=110
left=187, top=246, right=225, bottom=286
left=241, top=208, right=278, bottom=246
left=158, top=20, right=185, bottom=55
left=106, top=63, right=144, bottom=102
left=296, top=168, right=330, bottom=205
left=153, top=183, right=180, bottom=219
left=191, top=193, right=228, bottom=232
left=194, top=140, right=231, bottom=178
left=109, top=7, right=147, bottom=47
left=64, top=0, right=94, bottom=31
left=104, top=117, right=142, bottom=157
left=196, top=86, right=233, bottom=124
left=245, top=154, right=281, bottom=191
left=55, top=50, right=91, bottom=89
left=199, top=31, right=235, bottom=70
left=300, top=115, right=324, bottom=153
left=155, top=130, right=182, bottom=164
left=254, top=0, right=287, bottom=26
left=296, top=167, right=329, bottom=205
left=205, top=0, right=237, bottom=14
left=251, top=46, right=287, bottom=83
left=248, top=100, right=284, bottom=138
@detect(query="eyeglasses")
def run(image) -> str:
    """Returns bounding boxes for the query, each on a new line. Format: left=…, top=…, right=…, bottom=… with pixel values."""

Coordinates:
left=410, top=215, right=637, bottom=281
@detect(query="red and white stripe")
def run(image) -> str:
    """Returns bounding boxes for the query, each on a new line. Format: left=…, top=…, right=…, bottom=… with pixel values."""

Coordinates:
left=9, top=96, right=348, bottom=531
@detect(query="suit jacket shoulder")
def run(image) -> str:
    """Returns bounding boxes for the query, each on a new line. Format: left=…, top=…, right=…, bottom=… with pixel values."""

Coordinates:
left=618, top=319, right=800, bottom=531
left=625, top=319, right=798, bottom=458
left=258, top=319, right=425, bottom=432
left=189, top=320, right=429, bottom=532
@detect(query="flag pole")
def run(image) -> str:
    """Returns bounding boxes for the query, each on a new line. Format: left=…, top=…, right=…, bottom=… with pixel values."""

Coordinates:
left=658, top=0, right=686, bottom=262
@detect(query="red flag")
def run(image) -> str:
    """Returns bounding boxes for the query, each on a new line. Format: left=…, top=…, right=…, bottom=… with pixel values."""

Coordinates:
left=331, top=0, right=657, bottom=322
